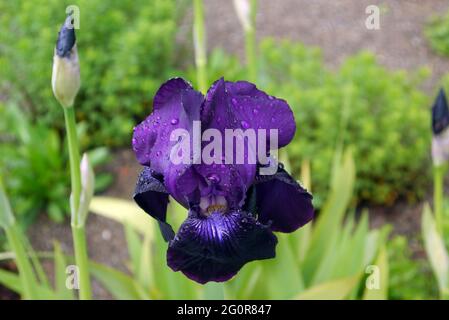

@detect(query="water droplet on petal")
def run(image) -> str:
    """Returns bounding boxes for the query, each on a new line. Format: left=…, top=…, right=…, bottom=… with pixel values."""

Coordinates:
left=170, top=118, right=179, bottom=125
left=241, top=120, right=250, bottom=129
left=253, top=108, right=259, bottom=115
left=206, top=173, right=221, bottom=184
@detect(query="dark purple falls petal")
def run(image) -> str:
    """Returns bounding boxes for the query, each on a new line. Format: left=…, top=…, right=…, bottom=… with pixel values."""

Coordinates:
left=251, top=167, right=314, bottom=233
left=133, top=167, right=174, bottom=241
left=167, top=211, right=277, bottom=284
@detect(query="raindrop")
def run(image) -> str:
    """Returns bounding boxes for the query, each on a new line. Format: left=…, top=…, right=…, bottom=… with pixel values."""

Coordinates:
left=170, top=118, right=179, bottom=125
left=206, top=173, right=221, bottom=184
left=241, top=120, right=250, bottom=129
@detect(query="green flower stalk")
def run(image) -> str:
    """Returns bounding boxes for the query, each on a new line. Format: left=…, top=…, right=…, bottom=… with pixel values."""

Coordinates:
left=233, top=0, right=258, bottom=82
left=193, top=0, right=207, bottom=93
left=52, top=16, right=92, bottom=299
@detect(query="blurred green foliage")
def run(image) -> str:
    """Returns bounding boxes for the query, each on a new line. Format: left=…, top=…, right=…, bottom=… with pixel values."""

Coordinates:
left=388, top=236, right=437, bottom=299
left=0, top=0, right=179, bottom=147
left=0, top=103, right=112, bottom=226
left=426, top=9, right=449, bottom=56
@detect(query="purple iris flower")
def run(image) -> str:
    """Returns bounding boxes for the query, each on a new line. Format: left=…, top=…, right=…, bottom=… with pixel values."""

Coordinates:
left=132, top=77, right=314, bottom=284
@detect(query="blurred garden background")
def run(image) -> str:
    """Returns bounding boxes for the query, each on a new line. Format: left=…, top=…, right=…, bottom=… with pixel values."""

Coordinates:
left=2, top=0, right=449, bottom=299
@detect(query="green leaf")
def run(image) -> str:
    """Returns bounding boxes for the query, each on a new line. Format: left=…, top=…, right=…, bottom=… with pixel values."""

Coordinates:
left=54, top=242, right=75, bottom=300
left=124, top=223, right=143, bottom=275
left=421, top=204, right=449, bottom=295
left=294, top=274, right=360, bottom=300
left=264, top=234, right=304, bottom=299
left=302, top=149, right=355, bottom=283
left=0, top=268, right=58, bottom=300
left=90, top=197, right=154, bottom=237
left=363, top=245, right=388, bottom=300
left=89, top=261, right=141, bottom=300
left=203, top=282, right=225, bottom=300
left=0, top=268, right=22, bottom=294
left=0, top=177, right=15, bottom=228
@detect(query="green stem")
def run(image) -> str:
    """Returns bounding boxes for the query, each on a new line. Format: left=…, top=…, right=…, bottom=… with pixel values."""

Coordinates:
left=434, top=164, right=445, bottom=235
left=5, top=225, right=37, bottom=299
left=193, top=0, right=207, bottom=93
left=63, top=107, right=81, bottom=217
left=245, top=0, right=257, bottom=82
left=63, top=107, right=91, bottom=299
left=72, top=225, right=91, bottom=299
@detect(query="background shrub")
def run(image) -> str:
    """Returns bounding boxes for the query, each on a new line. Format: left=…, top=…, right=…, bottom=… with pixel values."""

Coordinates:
left=0, top=0, right=179, bottom=147
left=0, top=102, right=112, bottom=226
left=426, top=9, right=449, bottom=56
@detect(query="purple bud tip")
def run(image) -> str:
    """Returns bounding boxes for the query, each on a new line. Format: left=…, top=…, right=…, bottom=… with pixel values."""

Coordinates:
left=432, top=88, right=449, bottom=135
left=56, top=15, right=76, bottom=58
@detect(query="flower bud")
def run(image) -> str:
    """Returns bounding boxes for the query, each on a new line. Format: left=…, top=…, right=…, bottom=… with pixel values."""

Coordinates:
left=432, top=89, right=449, bottom=135
left=432, top=89, right=449, bottom=165
left=233, top=0, right=252, bottom=31
left=52, top=16, right=80, bottom=108
left=72, top=153, right=94, bottom=227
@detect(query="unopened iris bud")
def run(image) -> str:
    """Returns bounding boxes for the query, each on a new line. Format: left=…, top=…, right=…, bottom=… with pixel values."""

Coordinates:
left=431, top=89, right=449, bottom=165
left=233, top=0, right=252, bottom=31
left=52, top=15, right=80, bottom=108
left=72, top=153, right=94, bottom=227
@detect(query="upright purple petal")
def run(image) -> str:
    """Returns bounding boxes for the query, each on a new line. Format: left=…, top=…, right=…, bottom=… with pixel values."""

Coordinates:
left=167, top=210, right=277, bottom=284
left=251, top=167, right=314, bottom=233
left=202, top=79, right=296, bottom=148
left=132, top=78, right=203, bottom=173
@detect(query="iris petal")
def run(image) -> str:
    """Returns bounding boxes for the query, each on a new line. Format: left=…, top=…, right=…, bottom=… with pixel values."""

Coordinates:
left=132, top=78, right=203, bottom=173
left=251, top=167, right=314, bottom=233
left=204, top=79, right=296, bottom=148
left=133, top=167, right=174, bottom=241
left=167, top=210, right=277, bottom=284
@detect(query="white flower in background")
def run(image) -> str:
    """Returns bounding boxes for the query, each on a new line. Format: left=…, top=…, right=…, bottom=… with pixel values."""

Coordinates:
left=52, top=15, right=80, bottom=108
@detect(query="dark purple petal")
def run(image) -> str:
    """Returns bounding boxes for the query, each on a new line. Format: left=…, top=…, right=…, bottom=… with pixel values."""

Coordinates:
left=132, top=78, right=203, bottom=173
left=195, top=79, right=257, bottom=205
left=133, top=167, right=174, bottom=241
left=202, top=79, right=296, bottom=148
left=252, top=167, right=314, bottom=233
left=167, top=210, right=277, bottom=284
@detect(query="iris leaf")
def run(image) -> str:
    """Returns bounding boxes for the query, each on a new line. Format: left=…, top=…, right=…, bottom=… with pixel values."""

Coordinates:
left=294, top=274, right=360, bottom=300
